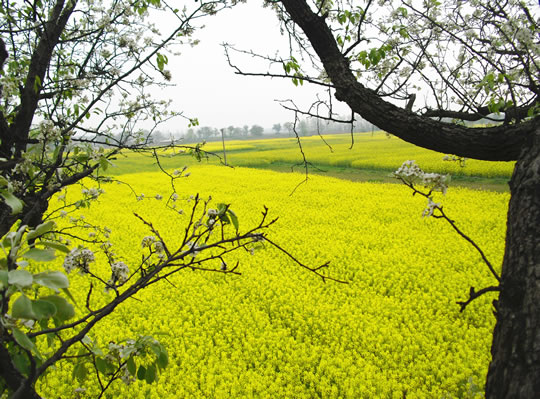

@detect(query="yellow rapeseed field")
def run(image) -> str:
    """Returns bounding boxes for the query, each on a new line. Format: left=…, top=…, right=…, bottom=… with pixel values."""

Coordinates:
left=37, top=164, right=508, bottom=398
left=199, top=133, right=515, bottom=178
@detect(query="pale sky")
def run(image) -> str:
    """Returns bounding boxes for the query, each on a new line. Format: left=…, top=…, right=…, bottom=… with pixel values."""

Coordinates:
left=156, top=2, right=344, bottom=133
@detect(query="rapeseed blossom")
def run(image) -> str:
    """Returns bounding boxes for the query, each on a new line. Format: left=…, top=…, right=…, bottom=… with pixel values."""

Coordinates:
left=39, top=164, right=507, bottom=398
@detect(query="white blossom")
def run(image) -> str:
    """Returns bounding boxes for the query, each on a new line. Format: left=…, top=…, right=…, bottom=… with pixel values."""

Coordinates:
left=110, top=261, right=129, bottom=284
left=141, top=235, right=156, bottom=248
left=423, top=198, right=441, bottom=218
left=63, top=248, right=95, bottom=274
left=393, top=160, right=449, bottom=194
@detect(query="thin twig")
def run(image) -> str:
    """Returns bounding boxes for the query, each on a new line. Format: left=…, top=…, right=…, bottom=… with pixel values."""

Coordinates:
left=457, top=286, right=500, bottom=312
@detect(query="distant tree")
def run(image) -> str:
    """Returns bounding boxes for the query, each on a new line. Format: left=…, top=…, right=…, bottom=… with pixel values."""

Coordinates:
left=233, top=127, right=244, bottom=137
left=249, top=124, right=264, bottom=137
left=242, top=125, right=250, bottom=137
left=298, top=120, right=309, bottom=136
left=197, top=126, right=217, bottom=140
left=150, top=130, right=167, bottom=145
left=184, top=128, right=197, bottom=142
left=283, top=122, right=294, bottom=136
left=272, top=123, right=282, bottom=134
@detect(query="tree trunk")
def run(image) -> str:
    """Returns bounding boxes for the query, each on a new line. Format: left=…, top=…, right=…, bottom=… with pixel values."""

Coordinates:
left=486, top=126, right=540, bottom=397
left=0, top=344, right=41, bottom=399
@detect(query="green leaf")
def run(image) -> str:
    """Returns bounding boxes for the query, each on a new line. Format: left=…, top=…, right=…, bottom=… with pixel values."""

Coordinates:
left=145, top=364, right=156, bottom=384
left=127, top=356, right=136, bottom=375
left=95, top=357, right=111, bottom=374
left=75, top=153, right=89, bottom=163
left=156, top=53, right=168, bottom=71
left=0, top=190, right=24, bottom=215
left=22, top=248, right=56, bottom=262
left=217, top=203, right=227, bottom=213
left=12, top=327, right=39, bottom=355
left=8, top=269, right=33, bottom=287
left=99, top=157, right=109, bottom=171
left=31, top=299, right=57, bottom=320
left=42, top=295, right=75, bottom=322
left=1, top=233, right=13, bottom=249
left=157, top=350, right=168, bottom=369
left=12, top=352, right=31, bottom=376
left=61, top=287, right=78, bottom=306
left=227, top=209, right=239, bottom=231
left=73, top=362, right=88, bottom=382
left=26, top=221, right=56, bottom=241
left=33, top=271, right=69, bottom=289
left=137, top=365, right=146, bottom=381
left=0, top=270, right=8, bottom=289
left=12, top=295, right=36, bottom=319
left=45, top=332, right=55, bottom=348
left=40, top=241, right=70, bottom=253
left=218, top=213, right=230, bottom=225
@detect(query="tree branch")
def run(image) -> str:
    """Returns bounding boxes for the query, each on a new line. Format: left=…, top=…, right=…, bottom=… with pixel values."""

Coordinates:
left=279, top=0, right=538, bottom=162
left=457, top=286, right=500, bottom=312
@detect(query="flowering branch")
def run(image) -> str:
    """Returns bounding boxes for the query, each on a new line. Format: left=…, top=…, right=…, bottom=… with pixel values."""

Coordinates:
left=394, top=160, right=501, bottom=311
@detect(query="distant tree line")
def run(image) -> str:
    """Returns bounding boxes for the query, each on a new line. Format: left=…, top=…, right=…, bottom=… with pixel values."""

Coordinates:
left=271, top=115, right=377, bottom=137
left=177, top=124, right=265, bottom=143
left=172, top=115, right=378, bottom=144
left=131, top=113, right=494, bottom=145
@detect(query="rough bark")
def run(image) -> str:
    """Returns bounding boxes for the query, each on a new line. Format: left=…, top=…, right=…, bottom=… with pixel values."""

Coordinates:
left=279, top=1, right=540, bottom=397
left=2, top=0, right=76, bottom=158
left=486, top=126, right=540, bottom=397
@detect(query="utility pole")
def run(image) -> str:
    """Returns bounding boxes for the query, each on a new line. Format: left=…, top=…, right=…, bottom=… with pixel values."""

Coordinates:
left=220, top=128, right=227, bottom=166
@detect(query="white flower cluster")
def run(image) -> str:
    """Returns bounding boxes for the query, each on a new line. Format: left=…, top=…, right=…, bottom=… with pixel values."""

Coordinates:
left=393, top=160, right=423, bottom=181
left=110, top=261, right=130, bottom=284
left=36, top=120, right=63, bottom=142
left=394, top=160, right=450, bottom=218
left=393, top=160, right=449, bottom=194
left=141, top=235, right=155, bottom=248
left=421, top=172, right=449, bottom=195
left=442, top=154, right=467, bottom=167
left=11, top=158, right=33, bottom=175
left=106, top=340, right=138, bottom=385
left=63, top=248, right=95, bottom=274
left=0, top=76, right=18, bottom=99
left=141, top=235, right=164, bottom=255
left=81, top=187, right=105, bottom=199
left=422, top=198, right=441, bottom=218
